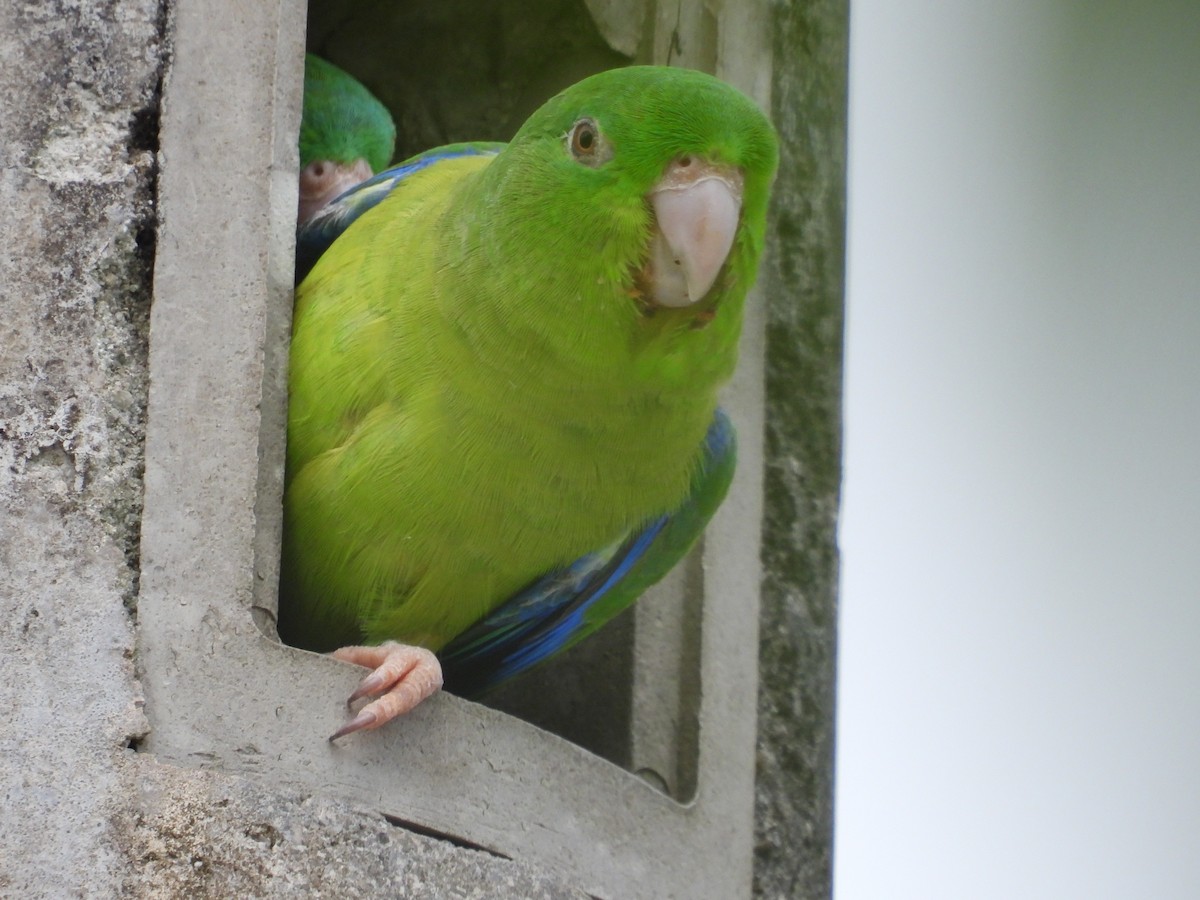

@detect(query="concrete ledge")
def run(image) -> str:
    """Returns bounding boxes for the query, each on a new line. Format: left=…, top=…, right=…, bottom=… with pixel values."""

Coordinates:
left=137, top=1, right=770, bottom=896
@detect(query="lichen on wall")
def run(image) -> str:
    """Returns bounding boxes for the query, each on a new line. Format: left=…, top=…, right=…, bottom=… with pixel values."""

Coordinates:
left=0, top=0, right=165, bottom=893
left=1, top=1, right=161, bottom=581
left=755, top=1, right=848, bottom=897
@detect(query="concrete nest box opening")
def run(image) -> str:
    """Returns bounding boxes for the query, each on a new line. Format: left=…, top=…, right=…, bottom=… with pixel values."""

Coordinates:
left=138, top=1, right=772, bottom=896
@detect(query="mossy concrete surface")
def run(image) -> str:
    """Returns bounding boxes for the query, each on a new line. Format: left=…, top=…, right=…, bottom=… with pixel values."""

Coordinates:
left=756, top=2, right=848, bottom=897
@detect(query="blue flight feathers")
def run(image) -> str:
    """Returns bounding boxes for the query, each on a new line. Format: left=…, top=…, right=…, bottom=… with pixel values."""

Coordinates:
left=441, top=410, right=736, bottom=697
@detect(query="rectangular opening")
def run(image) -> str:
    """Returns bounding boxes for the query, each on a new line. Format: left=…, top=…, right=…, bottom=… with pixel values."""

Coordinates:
left=137, top=1, right=771, bottom=896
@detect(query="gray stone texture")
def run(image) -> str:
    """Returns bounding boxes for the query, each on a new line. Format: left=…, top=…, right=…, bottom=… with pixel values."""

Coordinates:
left=114, top=769, right=584, bottom=899
left=756, top=2, right=848, bottom=898
left=0, top=0, right=161, bottom=894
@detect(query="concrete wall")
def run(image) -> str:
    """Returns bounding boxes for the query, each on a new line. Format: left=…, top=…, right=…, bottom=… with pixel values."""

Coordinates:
left=0, top=0, right=161, bottom=892
left=0, top=0, right=845, bottom=896
left=756, top=2, right=848, bottom=896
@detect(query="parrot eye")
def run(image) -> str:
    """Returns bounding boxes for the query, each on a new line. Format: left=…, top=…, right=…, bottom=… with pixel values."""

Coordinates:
left=567, top=118, right=609, bottom=166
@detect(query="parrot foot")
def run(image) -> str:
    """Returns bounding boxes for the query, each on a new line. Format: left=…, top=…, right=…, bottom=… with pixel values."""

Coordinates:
left=327, top=642, right=443, bottom=741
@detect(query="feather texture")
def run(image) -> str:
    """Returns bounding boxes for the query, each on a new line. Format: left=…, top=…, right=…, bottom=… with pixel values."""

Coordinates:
left=441, top=409, right=735, bottom=696
left=300, top=55, right=395, bottom=173
left=295, top=144, right=502, bottom=283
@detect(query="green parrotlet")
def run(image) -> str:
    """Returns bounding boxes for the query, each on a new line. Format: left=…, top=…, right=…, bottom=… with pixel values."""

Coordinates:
left=281, top=66, right=778, bottom=740
left=298, top=54, right=396, bottom=225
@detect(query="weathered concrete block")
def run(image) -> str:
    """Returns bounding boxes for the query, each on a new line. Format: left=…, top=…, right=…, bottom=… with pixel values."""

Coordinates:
left=113, top=767, right=585, bottom=898
left=137, top=2, right=772, bottom=897
left=0, top=0, right=162, bottom=894
left=754, top=2, right=848, bottom=897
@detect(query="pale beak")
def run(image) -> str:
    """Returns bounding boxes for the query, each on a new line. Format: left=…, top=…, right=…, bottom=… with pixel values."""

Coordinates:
left=298, top=157, right=375, bottom=225
left=647, top=157, right=744, bottom=308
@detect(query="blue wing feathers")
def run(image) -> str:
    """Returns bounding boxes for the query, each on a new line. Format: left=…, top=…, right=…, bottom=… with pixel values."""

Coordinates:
left=441, top=518, right=669, bottom=695
left=441, top=410, right=737, bottom=697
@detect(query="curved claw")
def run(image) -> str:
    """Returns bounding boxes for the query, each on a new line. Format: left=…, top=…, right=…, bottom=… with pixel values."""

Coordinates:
left=328, top=642, right=444, bottom=741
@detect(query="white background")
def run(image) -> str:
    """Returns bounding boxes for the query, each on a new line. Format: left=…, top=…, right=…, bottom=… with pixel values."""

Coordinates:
left=836, top=1, right=1200, bottom=897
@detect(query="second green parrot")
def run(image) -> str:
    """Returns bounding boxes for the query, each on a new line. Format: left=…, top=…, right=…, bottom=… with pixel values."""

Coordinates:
left=280, top=66, right=778, bottom=739
left=298, top=54, right=396, bottom=225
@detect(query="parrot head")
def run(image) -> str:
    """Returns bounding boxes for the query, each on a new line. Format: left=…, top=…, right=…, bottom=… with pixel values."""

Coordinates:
left=299, top=55, right=397, bottom=224
left=477, top=66, right=778, bottom=326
